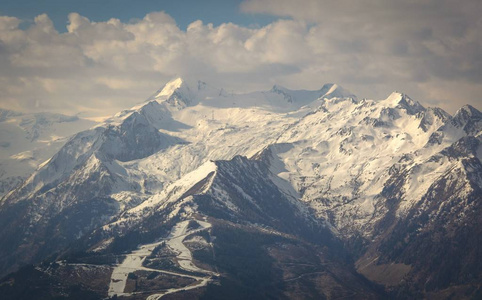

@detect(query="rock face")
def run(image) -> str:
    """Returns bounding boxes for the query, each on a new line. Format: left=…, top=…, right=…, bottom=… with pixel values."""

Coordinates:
left=0, top=78, right=481, bottom=299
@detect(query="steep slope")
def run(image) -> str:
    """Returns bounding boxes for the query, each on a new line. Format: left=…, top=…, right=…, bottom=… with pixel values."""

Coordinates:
left=254, top=92, right=454, bottom=239
left=251, top=92, right=482, bottom=297
left=0, top=110, right=97, bottom=197
left=0, top=100, right=184, bottom=277
left=3, top=155, right=383, bottom=299
left=357, top=135, right=482, bottom=298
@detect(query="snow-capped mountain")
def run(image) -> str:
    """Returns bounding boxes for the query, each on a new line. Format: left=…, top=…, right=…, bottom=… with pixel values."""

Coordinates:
left=0, top=78, right=481, bottom=299
left=0, top=110, right=97, bottom=197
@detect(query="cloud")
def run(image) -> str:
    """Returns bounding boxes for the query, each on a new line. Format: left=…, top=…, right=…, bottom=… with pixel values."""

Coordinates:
left=0, top=3, right=481, bottom=117
left=241, top=0, right=482, bottom=112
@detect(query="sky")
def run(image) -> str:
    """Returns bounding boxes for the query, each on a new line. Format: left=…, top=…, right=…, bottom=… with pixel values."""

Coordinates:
left=0, top=0, right=481, bottom=117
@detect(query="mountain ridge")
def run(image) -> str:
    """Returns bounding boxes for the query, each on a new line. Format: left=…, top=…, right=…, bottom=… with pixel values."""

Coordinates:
left=0, top=78, right=481, bottom=299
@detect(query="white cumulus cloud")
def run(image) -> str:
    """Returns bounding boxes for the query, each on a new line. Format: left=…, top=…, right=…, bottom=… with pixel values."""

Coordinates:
left=0, top=2, right=481, bottom=117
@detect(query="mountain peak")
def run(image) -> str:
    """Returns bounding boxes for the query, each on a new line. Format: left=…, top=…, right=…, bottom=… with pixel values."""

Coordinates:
left=150, top=78, right=225, bottom=109
left=155, top=78, right=213, bottom=97
left=454, top=104, right=482, bottom=118
left=384, top=92, right=425, bottom=115
left=270, top=84, right=290, bottom=93
left=150, top=77, right=198, bottom=109
left=154, top=77, right=186, bottom=99
left=319, top=83, right=356, bottom=100
left=319, top=83, right=336, bottom=92
left=452, top=104, right=482, bottom=132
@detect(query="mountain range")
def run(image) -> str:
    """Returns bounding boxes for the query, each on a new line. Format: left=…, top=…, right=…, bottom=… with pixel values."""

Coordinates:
left=0, top=78, right=481, bottom=299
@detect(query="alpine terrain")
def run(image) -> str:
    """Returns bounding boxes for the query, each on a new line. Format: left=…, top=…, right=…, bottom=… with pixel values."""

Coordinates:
left=0, top=78, right=481, bottom=299
left=0, top=110, right=97, bottom=198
